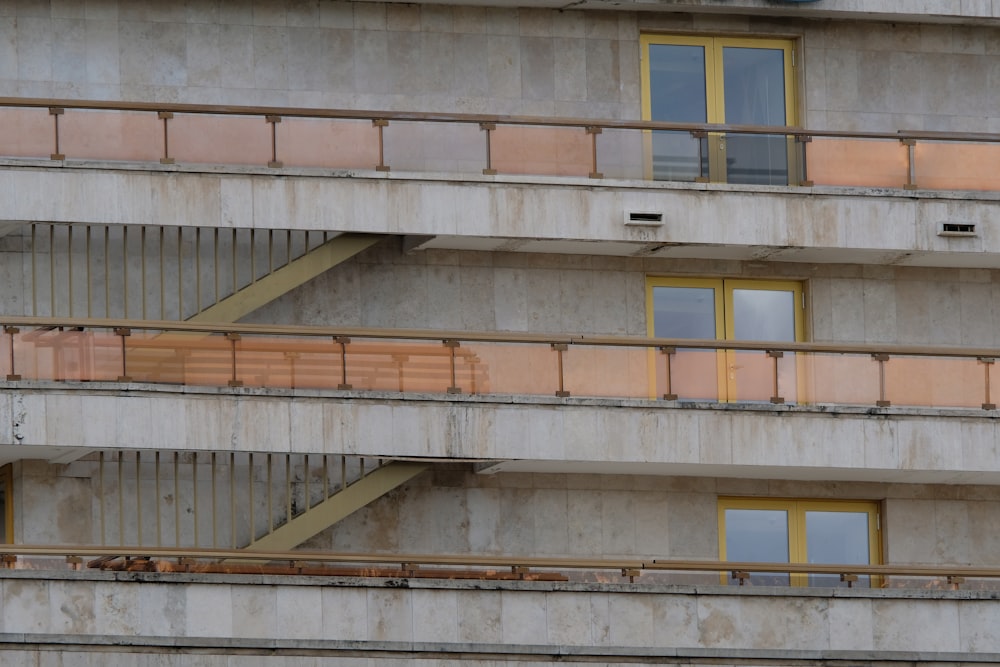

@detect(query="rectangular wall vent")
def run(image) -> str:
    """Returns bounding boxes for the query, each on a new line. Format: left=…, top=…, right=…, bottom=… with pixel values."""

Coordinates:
left=624, top=211, right=664, bottom=226
left=938, top=222, right=977, bottom=237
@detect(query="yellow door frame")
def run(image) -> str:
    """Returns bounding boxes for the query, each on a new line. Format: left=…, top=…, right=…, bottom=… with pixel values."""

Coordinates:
left=719, top=497, right=882, bottom=587
left=640, top=34, right=798, bottom=182
left=646, top=277, right=805, bottom=401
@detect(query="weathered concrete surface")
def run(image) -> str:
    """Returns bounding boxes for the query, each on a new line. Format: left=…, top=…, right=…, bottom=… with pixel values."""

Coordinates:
left=1, top=571, right=1000, bottom=663
left=0, top=165, right=998, bottom=268
left=5, top=385, right=1000, bottom=484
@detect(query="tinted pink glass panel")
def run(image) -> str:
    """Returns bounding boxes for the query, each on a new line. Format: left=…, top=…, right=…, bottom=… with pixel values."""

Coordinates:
left=806, top=138, right=908, bottom=188
left=59, top=110, right=162, bottom=162
left=561, top=346, right=650, bottom=398
left=341, top=340, right=454, bottom=393
left=729, top=350, right=797, bottom=403
left=277, top=118, right=380, bottom=169
left=490, top=126, right=592, bottom=177
left=0, top=108, right=57, bottom=158
left=914, top=142, right=1000, bottom=191
left=884, top=356, right=983, bottom=408
left=669, top=349, right=721, bottom=401
left=461, top=342, right=559, bottom=396
left=383, top=121, right=484, bottom=173
left=799, top=353, right=880, bottom=406
left=169, top=115, right=272, bottom=166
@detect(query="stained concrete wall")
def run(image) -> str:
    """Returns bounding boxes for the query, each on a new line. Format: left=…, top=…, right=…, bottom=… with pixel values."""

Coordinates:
left=1, top=570, right=1000, bottom=663
left=254, top=247, right=1000, bottom=347
left=3, top=1, right=1000, bottom=132
left=13, top=444, right=1000, bottom=569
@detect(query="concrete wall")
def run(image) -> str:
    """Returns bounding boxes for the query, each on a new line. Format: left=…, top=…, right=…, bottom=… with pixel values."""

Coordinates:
left=1, top=570, right=1000, bottom=663
left=3, top=1, right=1000, bottom=133
left=13, top=451, right=1000, bottom=570
left=253, top=246, right=1000, bottom=346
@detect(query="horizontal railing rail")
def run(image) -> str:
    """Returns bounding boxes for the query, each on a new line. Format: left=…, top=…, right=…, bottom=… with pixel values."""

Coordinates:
left=0, top=97, right=996, bottom=190
left=1, top=544, right=996, bottom=589
left=3, top=317, right=1000, bottom=410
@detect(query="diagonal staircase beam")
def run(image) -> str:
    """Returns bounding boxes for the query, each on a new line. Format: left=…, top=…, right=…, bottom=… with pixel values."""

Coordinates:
left=243, top=461, right=429, bottom=552
left=188, top=233, right=384, bottom=323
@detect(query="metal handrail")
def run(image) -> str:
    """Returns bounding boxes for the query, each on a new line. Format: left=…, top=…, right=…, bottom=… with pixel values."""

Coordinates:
left=3, top=544, right=999, bottom=582
left=3, top=315, right=1000, bottom=359
left=1, top=96, right=999, bottom=144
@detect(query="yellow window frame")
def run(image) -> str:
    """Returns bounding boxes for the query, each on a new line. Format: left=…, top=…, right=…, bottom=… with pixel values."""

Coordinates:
left=645, top=277, right=806, bottom=401
left=718, top=497, right=882, bottom=586
left=640, top=34, right=799, bottom=181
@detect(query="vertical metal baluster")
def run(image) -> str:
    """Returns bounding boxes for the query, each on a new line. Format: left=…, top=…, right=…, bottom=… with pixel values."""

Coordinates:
left=104, top=226, right=110, bottom=318
left=192, top=452, right=199, bottom=548
left=135, top=451, right=143, bottom=547
left=174, top=452, right=180, bottom=547
left=31, top=225, right=37, bottom=316
left=49, top=225, right=55, bottom=316
left=230, top=451, right=236, bottom=548
left=159, top=111, right=174, bottom=164
left=160, top=226, right=165, bottom=320
left=49, top=107, right=65, bottom=160
left=155, top=451, right=162, bottom=547
left=304, top=454, right=310, bottom=511
left=67, top=225, right=74, bottom=317
left=248, top=453, right=255, bottom=546
left=99, top=451, right=106, bottom=546
left=211, top=452, right=217, bottom=548
left=266, top=115, right=283, bottom=168
left=285, top=455, right=292, bottom=523
left=141, top=226, right=147, bottom=319
left=117, top=451, right=124, bottom=546
left=86, top=225, right=92, bottom=317
left=196, top=228, right=202, bottom=313
left=267, top=453, right=273, bottom=537
left=123, top=226, right=129, bottom=319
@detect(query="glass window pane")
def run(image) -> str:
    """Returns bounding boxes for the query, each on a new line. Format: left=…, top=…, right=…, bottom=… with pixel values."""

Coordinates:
left=653, top=287, right=717, bottom=339
left=649, top=44, right=707, bottom=182
left=725, top=508, right=790, bottom=586
left=806, top=510, right=871, bottom=587
left=722, top=46, right=788, bottom=185
left=731, top=289, right=795, bottom=341
left=722, top=47, right=786, bottom=126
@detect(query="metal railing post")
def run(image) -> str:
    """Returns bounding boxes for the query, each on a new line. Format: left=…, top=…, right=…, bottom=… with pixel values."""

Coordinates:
left=659, top=346, right=677, bottom=400
left=981, top=357, right=996, bottom=410
left=373, top=119, right=390, bottom=171
left=586, top=126, right=603, bottom=179
left=336, top=336, right=352, bottom=390
left=444, top=339, right=462, bottom=394
left=902, top=137, right=917, bottom=189
left=552, top=343, right=570, bottom=397
left=872, top=353, right=890, bottom=407
left=768, top=350, right=784, bottom=404
left=266, top=115, right=283, bottom=168
left=4, top=327, right=20, bottom=381
left=49, top=107, right=65, bottom=160
left=114, top=327, right=132, bottom=382
left=158, top=111, right=174, bottom=164
left=480, top=122, right=497, bottom=175
left=226, top=332, right=243, bottom=387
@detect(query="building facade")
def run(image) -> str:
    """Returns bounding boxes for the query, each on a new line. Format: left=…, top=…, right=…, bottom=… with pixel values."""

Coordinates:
left=2, top=0, right=1000, bottom=665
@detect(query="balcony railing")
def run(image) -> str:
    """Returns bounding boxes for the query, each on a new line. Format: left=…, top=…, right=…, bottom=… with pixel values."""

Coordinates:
left=1, top=544, right=998, bottom=590
left=1, top=97, right=1000, bottom=191
left=3, top=316, right=1000, bottom=411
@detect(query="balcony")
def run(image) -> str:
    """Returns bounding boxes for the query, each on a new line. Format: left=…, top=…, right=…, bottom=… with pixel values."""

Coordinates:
left=1, top=549, right=1000, bottom=663
left=0, top=98, right=998, bottom=268
left=4, top=317, right=1000, bottom=483
left=1, top=97, right=998, bottom=192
